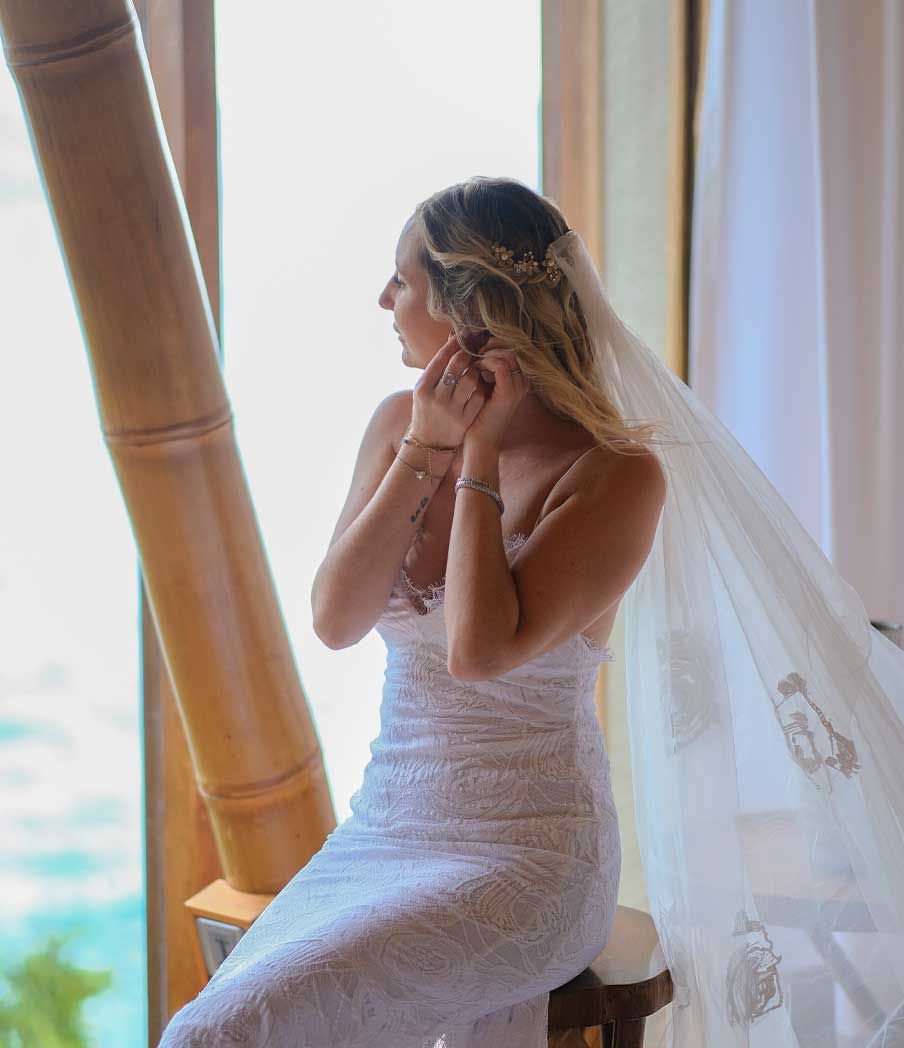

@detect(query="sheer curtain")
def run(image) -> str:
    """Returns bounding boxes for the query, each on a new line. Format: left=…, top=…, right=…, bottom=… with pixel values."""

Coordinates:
left=682, top=1, right=904, bottom=1044
left=691, top=0, right=904, bottom=625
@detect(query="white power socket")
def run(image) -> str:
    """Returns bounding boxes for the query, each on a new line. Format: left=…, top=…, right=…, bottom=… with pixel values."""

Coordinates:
left=195, top=916, right=245, bottom=977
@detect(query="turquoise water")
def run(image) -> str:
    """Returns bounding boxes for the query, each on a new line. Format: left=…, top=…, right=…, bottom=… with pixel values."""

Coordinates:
left=0, top=702, right=147, bottom=1047
left=1, top=893, right=146, bottom=1046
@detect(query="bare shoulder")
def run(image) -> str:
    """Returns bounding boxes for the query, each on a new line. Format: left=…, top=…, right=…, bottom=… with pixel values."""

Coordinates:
left=323, top=389, right=412, bottom=552
left=385, top=389, right=414, bottom=452
left=611, top=446, right=666, bottom=502
left=600, top=445, right=665, bottom=514
left=359, top=388, right=412, bottom=456
left=562, top=442, right=666, bottom=538
left=550, top=440, right=664, bottom=508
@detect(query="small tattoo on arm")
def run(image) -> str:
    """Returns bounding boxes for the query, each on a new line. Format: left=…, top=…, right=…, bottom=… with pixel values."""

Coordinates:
left=409, top=496, right=430, bottom=524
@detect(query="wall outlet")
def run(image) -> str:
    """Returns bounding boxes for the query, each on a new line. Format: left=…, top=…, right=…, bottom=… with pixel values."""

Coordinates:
left=195, top=916, right=245, bottom=977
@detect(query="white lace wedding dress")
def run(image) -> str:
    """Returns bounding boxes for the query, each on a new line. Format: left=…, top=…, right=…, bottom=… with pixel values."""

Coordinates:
left=159, top=531, right=622, bottom=1048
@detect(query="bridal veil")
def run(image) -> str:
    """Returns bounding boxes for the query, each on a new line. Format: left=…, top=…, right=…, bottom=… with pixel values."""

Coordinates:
left=549, top=229, right=904, bottom=1047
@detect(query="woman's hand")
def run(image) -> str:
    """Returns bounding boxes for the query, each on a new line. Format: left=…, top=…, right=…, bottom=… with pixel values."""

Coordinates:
left=409, top=333, right=489, bottom=448
left=462, top=338, right=530, bottom=452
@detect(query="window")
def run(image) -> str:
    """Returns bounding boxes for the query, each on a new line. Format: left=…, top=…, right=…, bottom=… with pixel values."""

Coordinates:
left=214, top=1, right=541, bottom=817
left=0, top=67, right=146, bottom=1047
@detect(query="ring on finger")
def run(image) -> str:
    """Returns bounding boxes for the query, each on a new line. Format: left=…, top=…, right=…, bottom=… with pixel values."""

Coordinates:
left=443, top=364, right=520, bottom=384
left=443, top=365, right=475, bottom=387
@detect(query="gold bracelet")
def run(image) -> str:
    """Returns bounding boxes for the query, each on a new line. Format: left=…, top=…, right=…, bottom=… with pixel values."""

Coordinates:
left=403, top=432, right=461, bottom=452
left=397, top=449, right=443, bottom=481
left=399, top=432, right=459, bottom=481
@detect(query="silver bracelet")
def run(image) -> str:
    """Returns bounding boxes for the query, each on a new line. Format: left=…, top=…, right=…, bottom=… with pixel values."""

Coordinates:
left=454, top=476, right=505, bottom=515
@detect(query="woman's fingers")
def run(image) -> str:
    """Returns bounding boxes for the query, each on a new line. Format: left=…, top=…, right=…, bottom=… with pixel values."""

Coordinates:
left=416, top=334, right=461, bottom=392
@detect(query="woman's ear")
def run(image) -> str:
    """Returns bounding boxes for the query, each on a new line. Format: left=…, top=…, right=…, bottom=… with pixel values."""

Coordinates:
left=462, top=329, right=492, bottom=354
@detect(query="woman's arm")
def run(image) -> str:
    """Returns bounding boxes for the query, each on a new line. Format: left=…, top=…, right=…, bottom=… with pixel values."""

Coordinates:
left=446, top=446, right=665, bottom=679
left=311, top=390, right=453, bottom=649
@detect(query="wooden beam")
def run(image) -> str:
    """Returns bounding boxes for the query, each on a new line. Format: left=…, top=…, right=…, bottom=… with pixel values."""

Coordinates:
left=541, top=0, right=603, bottom=264
left=134, top=2, right=222, bottom=1037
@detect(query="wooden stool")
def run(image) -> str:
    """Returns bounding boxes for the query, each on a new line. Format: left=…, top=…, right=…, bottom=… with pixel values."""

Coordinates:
left=548, top=905, right=673, bottom=1047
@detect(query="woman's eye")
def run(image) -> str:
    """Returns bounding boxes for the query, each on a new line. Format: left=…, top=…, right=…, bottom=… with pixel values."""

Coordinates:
left=392, top=273, right=404, bottom=287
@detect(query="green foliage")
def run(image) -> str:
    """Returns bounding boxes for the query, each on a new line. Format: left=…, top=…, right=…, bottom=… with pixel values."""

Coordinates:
left=0, top=934, right=112, bottom=1048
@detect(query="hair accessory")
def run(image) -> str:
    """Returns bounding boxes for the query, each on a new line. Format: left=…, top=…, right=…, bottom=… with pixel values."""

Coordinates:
left=490, top=240, right=563, bottom=287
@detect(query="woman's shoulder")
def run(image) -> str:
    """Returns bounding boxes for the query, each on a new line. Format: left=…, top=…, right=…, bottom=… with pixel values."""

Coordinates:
left=365, top=390, right=412, bottom=454
left=580, top=443, right=666, bottom=511
left=540, top=438, right=665, bottom=528
left=384, top=390, right=413, bottom=452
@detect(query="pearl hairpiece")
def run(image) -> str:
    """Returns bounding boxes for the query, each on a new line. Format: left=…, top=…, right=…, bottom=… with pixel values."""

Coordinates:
left=490, top=240, right=563, bottom=287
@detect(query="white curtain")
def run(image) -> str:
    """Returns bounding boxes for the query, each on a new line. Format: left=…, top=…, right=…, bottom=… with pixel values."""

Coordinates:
left=674, top=3, right=904, bottom=1044
left=691, top=0, right=904, bottom=626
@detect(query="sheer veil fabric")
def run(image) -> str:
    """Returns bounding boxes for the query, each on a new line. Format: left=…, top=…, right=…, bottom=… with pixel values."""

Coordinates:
left=549, top=230, right=904, bottom=1047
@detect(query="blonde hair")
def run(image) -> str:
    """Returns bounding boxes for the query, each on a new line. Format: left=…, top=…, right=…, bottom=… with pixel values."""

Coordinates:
left=413, top=175, right=661, bottom=456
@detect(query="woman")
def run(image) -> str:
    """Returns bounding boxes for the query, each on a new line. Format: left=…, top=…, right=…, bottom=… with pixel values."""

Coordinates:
left=159, top=177, right=665, bottom=1047
left=161, top=175, right=904, bottom=1048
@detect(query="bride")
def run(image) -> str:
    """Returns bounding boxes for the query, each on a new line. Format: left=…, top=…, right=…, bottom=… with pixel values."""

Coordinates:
left=160, top=175, right=904, bottom=1048
left=159, top=177, right=662, bottom=1047
left=321, top=193, right=666, bottom=670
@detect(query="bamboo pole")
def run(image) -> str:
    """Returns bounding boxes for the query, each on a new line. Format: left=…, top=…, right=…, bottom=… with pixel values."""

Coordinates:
left=133, top=1, right=226, bottom=1027
left=0, top=0, right=336, bottom=894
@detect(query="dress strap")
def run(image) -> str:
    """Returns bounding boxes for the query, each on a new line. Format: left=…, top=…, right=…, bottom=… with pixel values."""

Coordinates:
left=531, top=444, right=606, bottom=534
left=556, top=443, right=604, bottom=488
